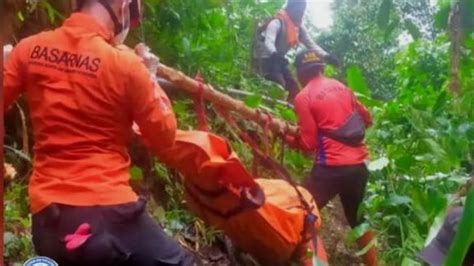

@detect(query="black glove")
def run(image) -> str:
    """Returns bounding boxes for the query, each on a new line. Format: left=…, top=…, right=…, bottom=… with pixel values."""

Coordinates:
left=270, top=52, right=289, bottom=66
left=324, top=54, right=340, bottom=67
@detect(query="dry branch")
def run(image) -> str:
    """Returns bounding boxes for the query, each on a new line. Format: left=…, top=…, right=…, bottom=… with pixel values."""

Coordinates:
left=156, top=64, right=298, bottom=136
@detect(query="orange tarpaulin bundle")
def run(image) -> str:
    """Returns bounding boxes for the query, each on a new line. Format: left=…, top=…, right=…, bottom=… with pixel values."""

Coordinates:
left=158, top=130, right=328, bottom=265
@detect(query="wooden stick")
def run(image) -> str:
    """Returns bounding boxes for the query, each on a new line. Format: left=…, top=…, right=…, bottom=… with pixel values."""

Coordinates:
left=156, top=63, right=298, bottom=136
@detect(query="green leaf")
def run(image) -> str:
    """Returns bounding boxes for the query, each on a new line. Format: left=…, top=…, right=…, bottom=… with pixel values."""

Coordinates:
left=279, top=106, right=297, bottom=122
left=346, top=65, right=371, bottom=97
left=395, top=155, right=415, bottom=172
left=368, top=157, right=390, bottom=171
left=324, top=65, right=337, bottom=78
left=432, top=91, right=448, bottom=115
left=347, top=223, right=370, bottom=243
left=384, top=20, right=399, bottom=41
left=17, top=11, right=24, bottom=22
left=405, top=19, right=421, bottom=40
left=445, top=189, right=474, bottom=265
left=377, top=0, right=393, bottom=29
left=401, top=257, right=422, bottom=266
left=434, top=0, right=452, bottom=30
left=423, top=138, right=448, bottom=160
left=244, top=94, right=262, bottom=108
left=385, top=195, right=412, bottom=206
left=130, top=165, right=144, bottom=181
left=425, top=207, right=449, bottom=246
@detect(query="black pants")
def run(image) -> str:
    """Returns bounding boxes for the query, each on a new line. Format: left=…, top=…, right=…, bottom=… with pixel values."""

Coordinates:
left=305, top=164, right=369, bottom=228
left=32, top=197, right=195, bottom=266
left=256, top=57, right=299, bottom=94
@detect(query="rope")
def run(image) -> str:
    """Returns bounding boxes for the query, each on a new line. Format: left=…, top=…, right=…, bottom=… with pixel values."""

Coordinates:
left=213, top=106, right=321, bottom=261
left=193, top=73, right=209, bottom=132
left=259, top=109, right=273, bottom=156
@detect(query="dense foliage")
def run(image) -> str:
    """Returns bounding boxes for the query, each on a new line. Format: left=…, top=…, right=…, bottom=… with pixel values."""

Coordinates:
left=3, top=0, right=474, bottom=265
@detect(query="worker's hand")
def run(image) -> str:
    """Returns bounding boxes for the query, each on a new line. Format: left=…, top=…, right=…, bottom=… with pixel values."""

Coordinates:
left=134, top=43, right=160, bottom=75
left=270, top=52, right=288, bottom=66
left=284, top=134, right=302, bottom=150
left=324, top=54, right=340, bottom=67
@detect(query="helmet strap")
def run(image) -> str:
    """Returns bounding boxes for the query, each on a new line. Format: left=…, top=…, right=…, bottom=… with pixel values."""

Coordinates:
left=98, top=0, right=123, bottom=35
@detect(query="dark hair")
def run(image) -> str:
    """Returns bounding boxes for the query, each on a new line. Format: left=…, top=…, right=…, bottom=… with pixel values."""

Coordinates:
left=297, top=65, right=324, bottom=87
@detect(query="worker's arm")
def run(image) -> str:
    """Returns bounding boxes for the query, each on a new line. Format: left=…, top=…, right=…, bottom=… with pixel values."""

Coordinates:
left=299, top=27, right=328, bottom=57
left=264, top=19, right=281, bottom=55
left=4, top=42, right=27, bottom=112
left=293, top=92, right=318, bottom=152
left=352, top=93, right=373, bottom=128
left=126, top=60, right=177, bottom=156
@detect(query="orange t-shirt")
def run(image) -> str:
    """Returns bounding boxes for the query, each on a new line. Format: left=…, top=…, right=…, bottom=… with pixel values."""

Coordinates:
left=3, top=13, right=177, bottom=214
left=294, top=76, right=372, bottom=166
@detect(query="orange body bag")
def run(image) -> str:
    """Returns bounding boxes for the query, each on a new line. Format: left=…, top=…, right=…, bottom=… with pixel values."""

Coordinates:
left=158, top=131, right=328, bottom=265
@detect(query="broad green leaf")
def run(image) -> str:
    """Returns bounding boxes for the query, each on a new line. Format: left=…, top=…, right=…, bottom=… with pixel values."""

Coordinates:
left=324, top=65, right=336, bottom=78
left=445, top=189, right=474, bottom=265
left=278, top=106, right=297, bottom=122
left=346, top=66, right=371, bottom=97
left=377, top=0, right=393, bottom=29
left=405, top=19, right=422, bottom=40
left=130, top=165, right=144, bottom=181
left=460, top=0, right=474, bottom=33
left=423, top=138, right=448, bottom=160
left=425, top=207, right=449, bottom=246
left=244, top=94, right=262, bottom=108
left=368, top=157, right=390, bottom=171
left=432, top=91, right=448, bottom=115
left=347, top=223, right=370, bottom=243
left=401, top=257, right=422, bottom=266
left=394, top=155, right=415, bottom=172
left=385, top=195, right=411, bottom=206
left=434, top=0, right=452, bottom=30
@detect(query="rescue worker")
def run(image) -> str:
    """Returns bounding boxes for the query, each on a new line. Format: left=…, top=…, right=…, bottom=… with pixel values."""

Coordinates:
left=252, top=0, right=338, bottom=102
left=286, top=49, right=378, bottom=265
left=3, top=0, right=194, bottom=265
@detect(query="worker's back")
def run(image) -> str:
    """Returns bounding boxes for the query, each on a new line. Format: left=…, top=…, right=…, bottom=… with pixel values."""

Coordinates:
left=4, top=13, right=176, bottom=213
left=295, top=76, right=371, bottom=166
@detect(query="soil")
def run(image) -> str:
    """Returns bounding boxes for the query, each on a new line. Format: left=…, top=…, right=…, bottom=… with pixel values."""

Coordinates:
left=320, top=197, right=363, bottom=266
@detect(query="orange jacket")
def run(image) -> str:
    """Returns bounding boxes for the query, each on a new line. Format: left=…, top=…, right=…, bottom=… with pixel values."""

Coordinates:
left=3, top=13, right=177, bottom=214
left=294, top=76, right=372, bottom=166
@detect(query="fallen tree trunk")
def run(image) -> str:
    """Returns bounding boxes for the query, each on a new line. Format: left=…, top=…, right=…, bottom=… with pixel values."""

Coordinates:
left=156, top=63, right=298, bottom=136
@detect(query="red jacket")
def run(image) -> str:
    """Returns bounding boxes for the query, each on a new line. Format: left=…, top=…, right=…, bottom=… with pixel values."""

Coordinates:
left=4, top=13, right=177, bottom=214
left=294, top=76, right=372, bottom=166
